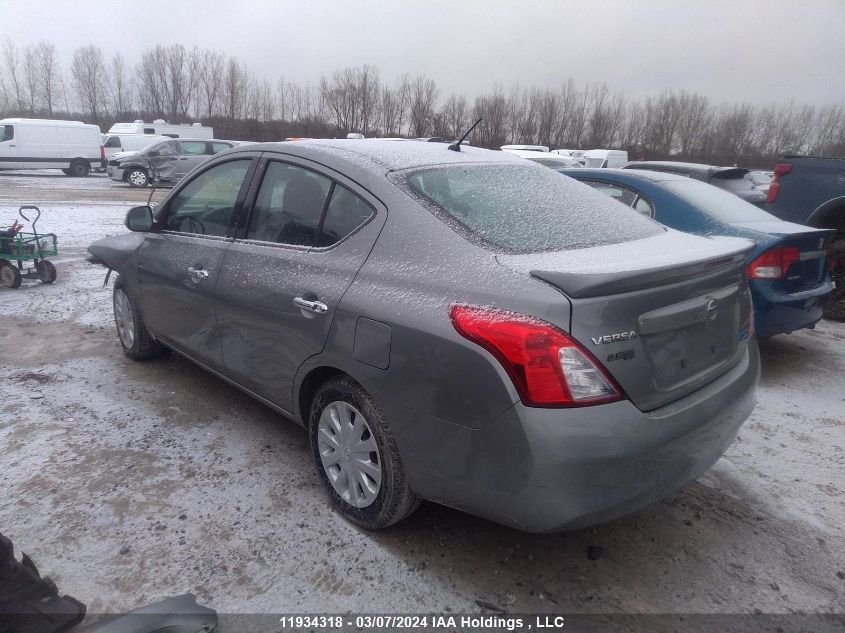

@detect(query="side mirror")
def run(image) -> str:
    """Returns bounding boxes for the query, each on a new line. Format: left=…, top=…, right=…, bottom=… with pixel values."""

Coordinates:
left=125, top=205, right=154, bottom=232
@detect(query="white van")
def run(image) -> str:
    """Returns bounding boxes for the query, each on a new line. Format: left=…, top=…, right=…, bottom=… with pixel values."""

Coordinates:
left=108, top=119, right=213, bottom=139
left=583, top=149, right=629, bottom=168
left=102, top=134, right=169, bottom=162
left=0, top=118, right=103, bottom=176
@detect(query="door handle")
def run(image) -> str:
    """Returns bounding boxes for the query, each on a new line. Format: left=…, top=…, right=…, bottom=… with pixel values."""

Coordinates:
left=294, top=297, right=328, bottom=314
left=187, top=266, right=209, bottom=282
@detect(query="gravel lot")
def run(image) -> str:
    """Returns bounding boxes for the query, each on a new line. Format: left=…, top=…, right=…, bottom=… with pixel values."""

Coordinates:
left=0, top=171, right=843, bottom=620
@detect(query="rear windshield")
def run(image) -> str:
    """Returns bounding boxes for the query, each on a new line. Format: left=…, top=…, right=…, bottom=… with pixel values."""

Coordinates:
left=663, top=180, right=777, bottom=223
left=403, top=164, right=661, bottom=253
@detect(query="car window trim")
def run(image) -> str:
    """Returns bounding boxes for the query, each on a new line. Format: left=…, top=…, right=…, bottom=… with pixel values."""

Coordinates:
left=234, top=155, right=377, bottom=252
left=154, top=154, right=261, bottom=239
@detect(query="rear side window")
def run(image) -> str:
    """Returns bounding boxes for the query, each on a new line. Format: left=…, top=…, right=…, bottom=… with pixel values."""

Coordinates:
left=316, top=185, right=374, bottom=247
left=163, top=159, right=251, bottom=236
left=247, top=162, right=331, bottom=246
left=404, top=164, right=661, bottom=253
left=0, top=125, right=13, bottom=142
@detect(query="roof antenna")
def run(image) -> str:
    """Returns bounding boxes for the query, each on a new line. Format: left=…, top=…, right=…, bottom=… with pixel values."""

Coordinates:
left=448, top=118, right=482, bottom=152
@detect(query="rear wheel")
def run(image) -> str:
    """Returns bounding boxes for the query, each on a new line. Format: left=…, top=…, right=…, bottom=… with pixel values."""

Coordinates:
left=0, top=263, right=21, bottom=289
left=66, top=160, right=89, bottom=177
left=37, top=260, right=57, bottom=284
left=126, top=168, right=149, bottom=188
left=113, top=279, right=162, bottom=359
left=309, top=376, right=420, bottom=529
left=824, top=239, right=845, bottom=321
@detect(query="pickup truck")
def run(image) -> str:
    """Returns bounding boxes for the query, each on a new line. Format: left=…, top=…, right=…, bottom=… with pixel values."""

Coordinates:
left=766, top=155, right=845, bottom=319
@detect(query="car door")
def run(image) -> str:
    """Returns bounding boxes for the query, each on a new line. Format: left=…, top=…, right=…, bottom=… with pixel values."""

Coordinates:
left=0, top=124, right=20, bottom=169
left=137, top=155, right=258, bottom=369
left=175, top=140, right=210, bottom=179
left=214, top=156, right=385, bottom=410
left=146, top=140, right=181, bottom=181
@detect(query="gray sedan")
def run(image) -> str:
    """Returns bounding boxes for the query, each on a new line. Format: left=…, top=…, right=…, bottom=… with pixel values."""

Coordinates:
left=89, top=140, right=759, bottom=532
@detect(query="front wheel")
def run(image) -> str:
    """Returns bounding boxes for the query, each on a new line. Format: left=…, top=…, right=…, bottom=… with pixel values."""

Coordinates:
left=309, top=376, right=420, bottom=529
left=126, top=168, right=149, bottom=188
left=824, top=239, right=845, bottom=321
left=0, top=263, right=22, bottom=289
left=113, top=279, right=162, bottom=359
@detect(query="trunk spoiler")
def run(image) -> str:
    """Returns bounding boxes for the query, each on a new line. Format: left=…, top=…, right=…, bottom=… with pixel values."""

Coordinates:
left=530, top=248, right=751, bottom=298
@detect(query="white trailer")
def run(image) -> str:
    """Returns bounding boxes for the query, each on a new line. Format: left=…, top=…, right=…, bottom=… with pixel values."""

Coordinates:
left=108, top=119, right=214, bottom=139
left=0, top=118, right=103, bottom=176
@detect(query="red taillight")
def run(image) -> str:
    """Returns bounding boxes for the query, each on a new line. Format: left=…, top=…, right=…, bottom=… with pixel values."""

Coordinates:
left=100, top=145, right=105, bottom=161
left=746, top=246, right=800, bottom=279
left=766, top=163, right=792, bottom=204
left=449, top=305, right=624, bottom=407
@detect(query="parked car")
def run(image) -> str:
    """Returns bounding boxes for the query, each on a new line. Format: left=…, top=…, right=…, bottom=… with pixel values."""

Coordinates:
left=89, top=140, right=758, bottom=533
left=563, top=167, right=834, bottom=338
left=764, top=154, right=845, bottom=320
left=107, top=138, right=238, bottom=187
left=583, top=149, right=628, bottom=168
left=501, top=144, right=549, bottom=153
left=624, top=161, right=766, bottom=206
left=746, top=170, right=773, bottom=196
left=102, top=133, right=169, bottom=163
left=502, top=147, right=582, bottom=168
left=0, top=118, right=102, bottom=176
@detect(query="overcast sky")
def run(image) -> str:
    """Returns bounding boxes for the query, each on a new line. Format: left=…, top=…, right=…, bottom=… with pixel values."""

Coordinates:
left=3, top=0, right=844, bottom=104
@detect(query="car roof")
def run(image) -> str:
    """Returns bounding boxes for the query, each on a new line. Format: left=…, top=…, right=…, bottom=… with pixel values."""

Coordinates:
left=227, top=138, right=522, bottom=172
left=627, top=161, right=748, bottom=178
left=565, top=167, right=689, bottom=182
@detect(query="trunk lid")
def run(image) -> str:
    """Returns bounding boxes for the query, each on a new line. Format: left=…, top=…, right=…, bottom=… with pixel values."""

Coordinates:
left=498, top=230, right=755, bottom=411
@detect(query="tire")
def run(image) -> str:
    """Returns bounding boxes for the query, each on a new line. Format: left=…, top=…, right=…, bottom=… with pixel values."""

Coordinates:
left=126, top=168, right=149, bottom=188
left=112, top=278, right=162, bottom=360
left=824, top=238, right=845, bottom=321
left=309, top=375, right=420, bottom=529
left=0, top=263, right=22, bottom=289
left=61, top=168, right=71, bottom=175
left=37, top=260, right=57, bottom=284
left=66, top=160, right=89, bottom=177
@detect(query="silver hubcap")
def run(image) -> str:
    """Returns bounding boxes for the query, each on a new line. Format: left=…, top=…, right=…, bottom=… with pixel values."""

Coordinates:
left=317, top=401, right=382, bottom=508
left=129, top=171, right=146, bottom=186
left=114, top=288, right=135, bottom=348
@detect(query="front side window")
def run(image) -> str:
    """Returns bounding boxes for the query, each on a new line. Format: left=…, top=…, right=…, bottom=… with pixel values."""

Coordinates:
left=104, top=135, right=121, bottom=148
left=180, top=141, right=207, bottom=156
left=404, top=164, right=660, bottom=253
left=162, top=159, right=251, bottom=236
left=0, top=125, right=13, bottom=142
left=316, top=185, right=374, bottom=247
left=246, top=162, right=331, bottom=246
left=146, top=141, right=178, bottom=158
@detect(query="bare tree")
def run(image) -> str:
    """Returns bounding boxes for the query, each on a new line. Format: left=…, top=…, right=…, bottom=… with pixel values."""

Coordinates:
left=408, top=75, right=439, bottom=137
left=35, top=41, right=59, bottom=116
left=440, top=93, right=467, bottom=139
left=70, top=45, right=107, bottom=122
left=22, top=46, right=39, bottom=114
left=2, top=39, right=25, bottom=112
left=198, top=49, right=224, bottom=117
left=108, top=52, right=132, bottom=116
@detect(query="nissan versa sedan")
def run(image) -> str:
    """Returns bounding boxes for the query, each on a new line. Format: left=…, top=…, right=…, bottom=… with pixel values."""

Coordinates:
left=563, top=168, right=834, bottom=339
left=89, top=140, right=759, bottom=532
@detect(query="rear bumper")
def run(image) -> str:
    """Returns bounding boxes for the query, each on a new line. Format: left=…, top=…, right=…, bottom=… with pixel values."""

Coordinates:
left=752, top=281, right=832, bottom=338
left=386, top=342, right=759, bottom=532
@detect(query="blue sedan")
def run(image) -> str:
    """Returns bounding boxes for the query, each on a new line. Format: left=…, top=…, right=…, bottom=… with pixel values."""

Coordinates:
left=562, top=168, right=834, bottom=338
